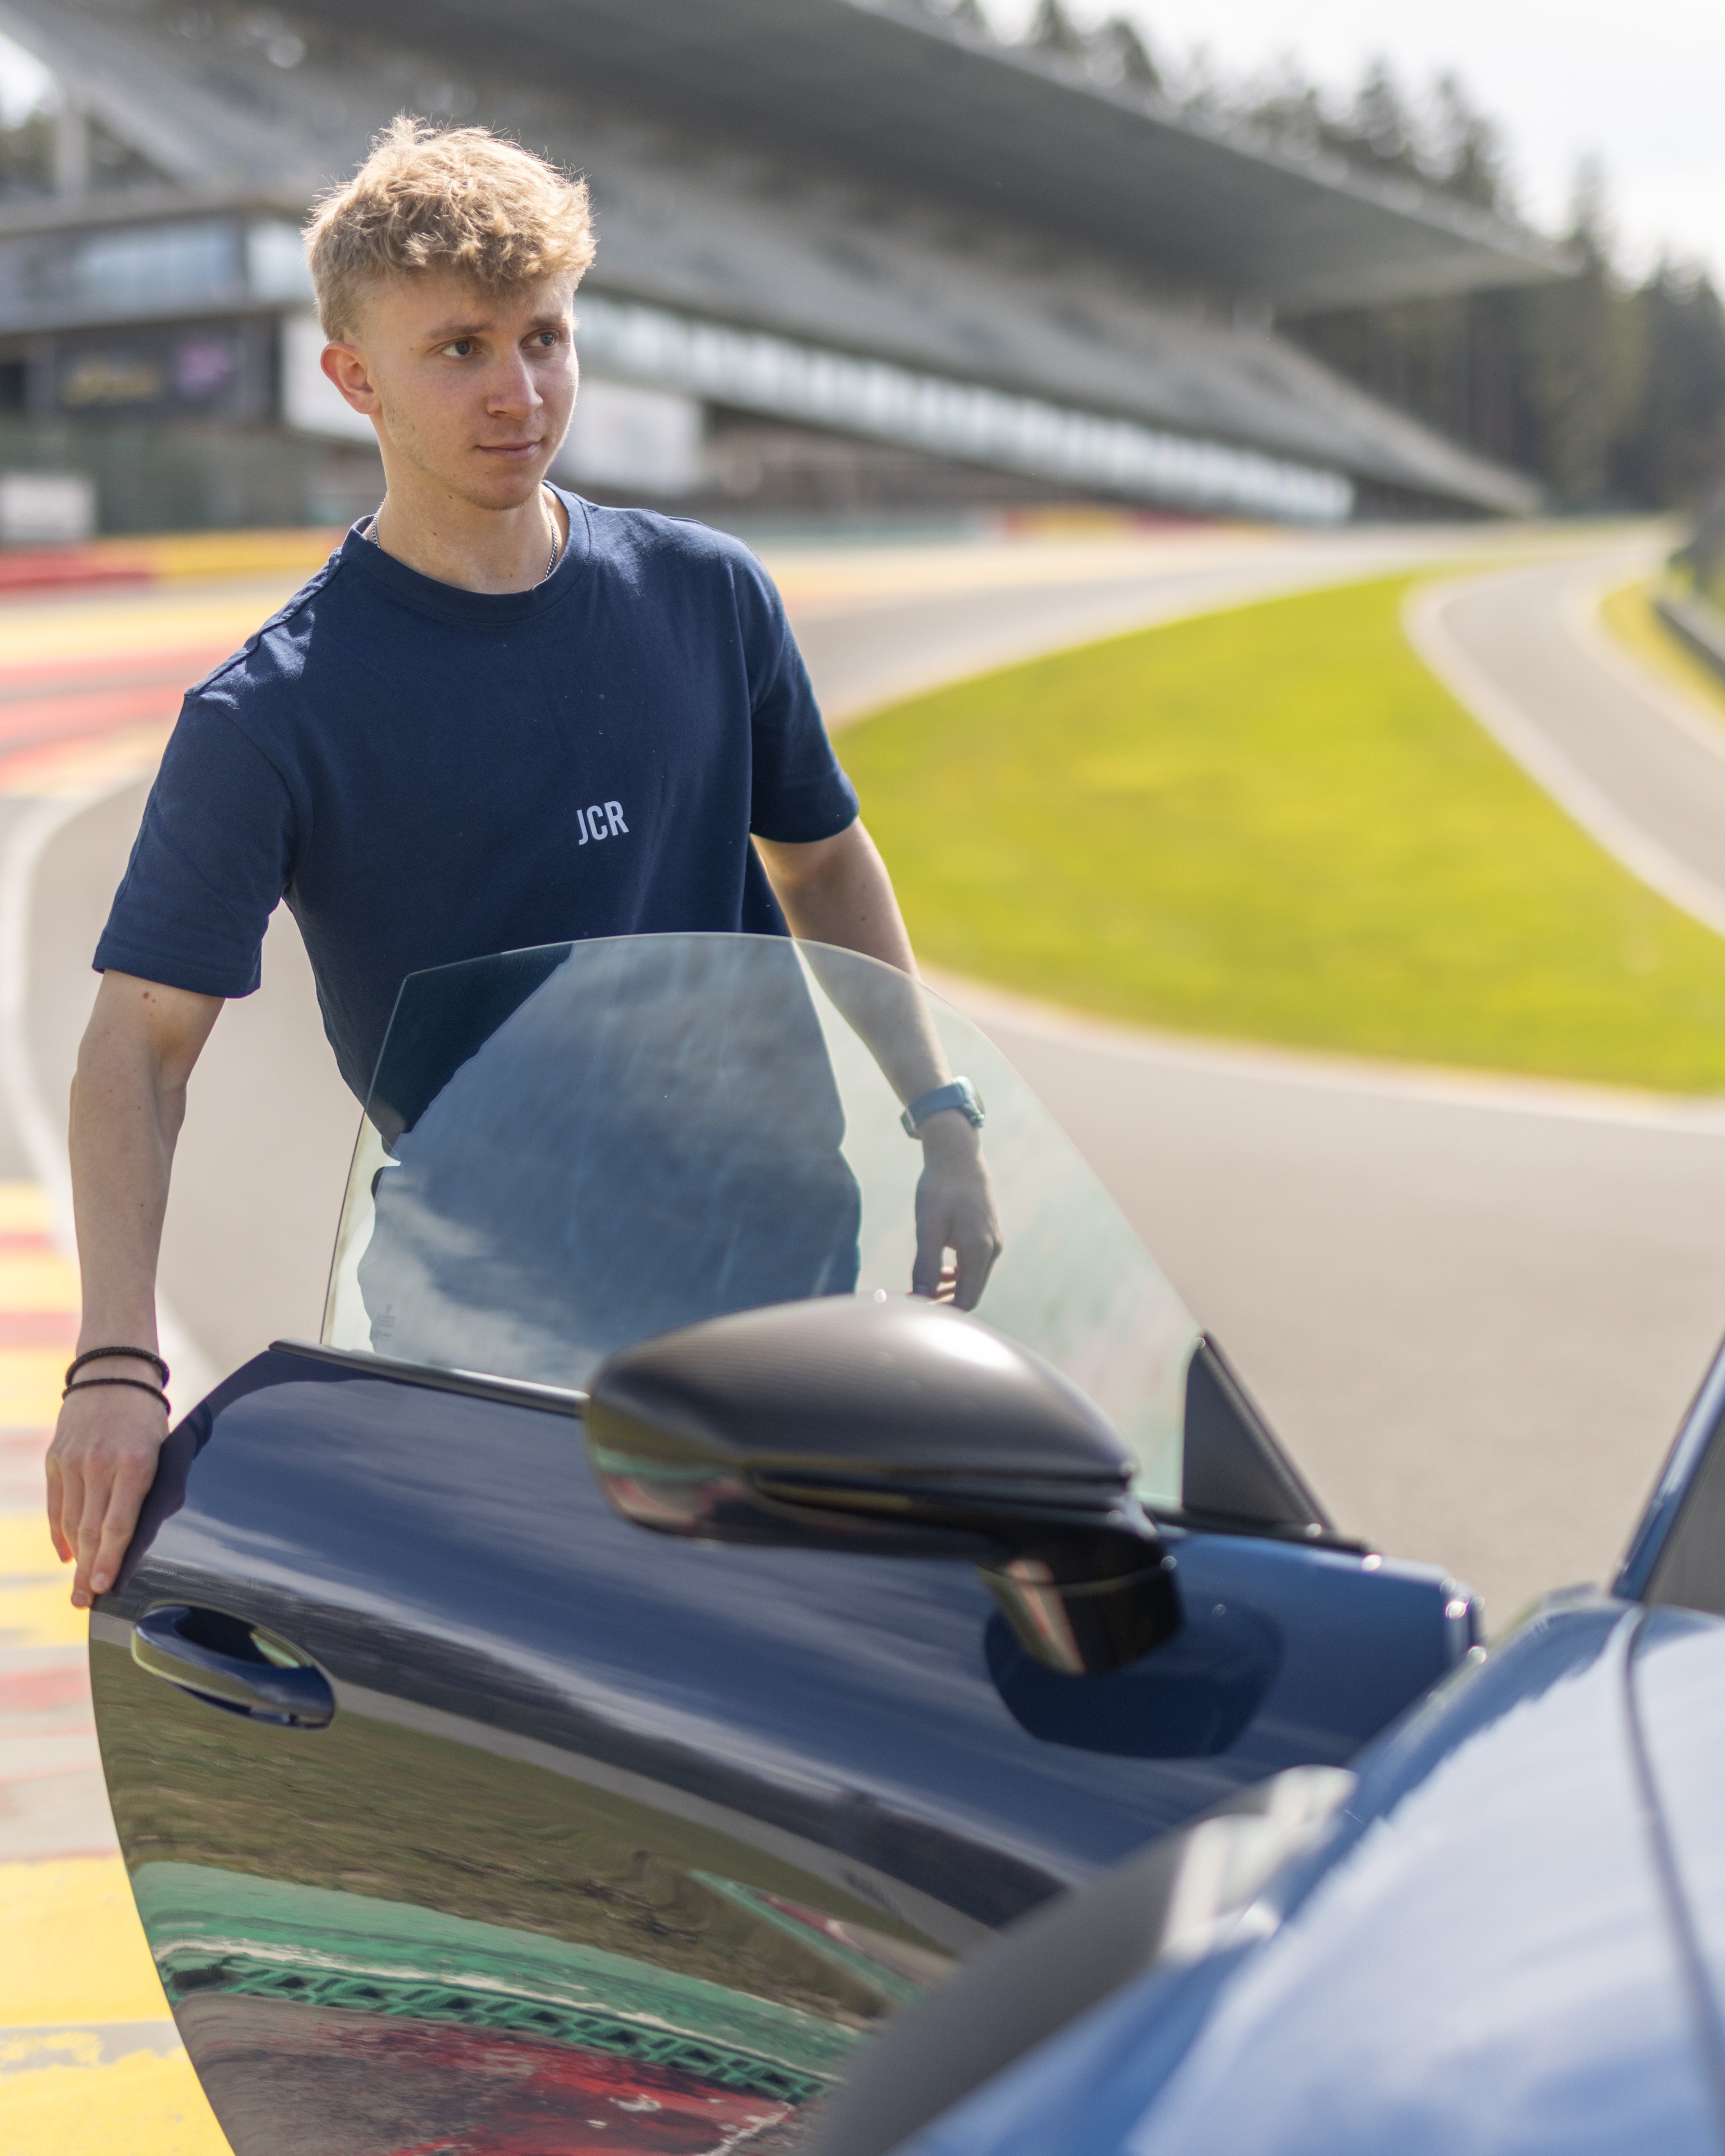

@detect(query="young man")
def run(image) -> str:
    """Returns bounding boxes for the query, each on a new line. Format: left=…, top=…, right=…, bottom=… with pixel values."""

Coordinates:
left=47, top=119, right=998, bottom=1610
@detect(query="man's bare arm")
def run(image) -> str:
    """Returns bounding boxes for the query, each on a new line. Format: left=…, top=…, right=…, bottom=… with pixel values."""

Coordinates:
left=755, top=818, right=915, bottom=973
left=48, top=971, right=222, bottom=1608
left=755, top=821, right=1002, bottom=1307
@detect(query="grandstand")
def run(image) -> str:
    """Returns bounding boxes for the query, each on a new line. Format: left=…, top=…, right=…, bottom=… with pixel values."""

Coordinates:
left=0, top=0, right=1570, bottom=533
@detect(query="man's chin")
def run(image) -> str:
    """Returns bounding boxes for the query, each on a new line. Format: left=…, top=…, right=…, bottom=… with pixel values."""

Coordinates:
left=462, top=457, right=556, bottom=511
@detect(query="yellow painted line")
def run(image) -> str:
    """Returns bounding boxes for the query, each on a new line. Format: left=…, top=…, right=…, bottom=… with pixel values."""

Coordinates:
left=0, top=1512, right=60, bottom=1577
left=0, top=577, right=304, bottom=669
left=0, top=1186, right=50, bottom=1235
left=0, top=1253, right=79, bottom=1309
left=0, top=1517, right=76, bottom=1643
left=1, top=2044, right=232, bottom=2156
left=0, top=1862, right=234, bottom=2152
left=0, top=1350, right=65, bottom=1435
left=0, top=1581, right=82, bottom=1648
left=1597, top=576, right=1725, bottom=719
left=0, top=1187, right=73, bottom=1432
left=0, top=1860, right=166, bottom=2026
left=122, top=528, right=337, bottom=580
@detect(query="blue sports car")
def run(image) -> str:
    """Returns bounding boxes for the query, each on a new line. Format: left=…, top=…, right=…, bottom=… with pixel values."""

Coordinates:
left=92, top=933, right=1721, bottom=2155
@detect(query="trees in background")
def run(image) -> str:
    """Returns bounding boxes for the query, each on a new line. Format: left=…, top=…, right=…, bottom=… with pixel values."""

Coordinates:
left=1229, top=59, right=1725, bottom=510
left=985, top=15, right=1725, bottom=510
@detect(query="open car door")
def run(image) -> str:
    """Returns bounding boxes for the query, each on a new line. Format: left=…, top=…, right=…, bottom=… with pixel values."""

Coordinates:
left=92, top=934, right=1478, bottom=2156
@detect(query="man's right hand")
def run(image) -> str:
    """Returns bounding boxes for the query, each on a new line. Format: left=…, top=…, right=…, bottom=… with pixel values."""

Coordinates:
left=47, top=1362, right=170, bottom=1609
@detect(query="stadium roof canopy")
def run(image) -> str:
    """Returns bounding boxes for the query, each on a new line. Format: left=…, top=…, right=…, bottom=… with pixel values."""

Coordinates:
left=276, top=0, right=1572, bottom=314
left=0, top=0, right=1562, bottom=517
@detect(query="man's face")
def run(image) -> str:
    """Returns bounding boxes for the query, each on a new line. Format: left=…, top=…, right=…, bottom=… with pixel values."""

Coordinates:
left=323, top=270, right=579, bottom=512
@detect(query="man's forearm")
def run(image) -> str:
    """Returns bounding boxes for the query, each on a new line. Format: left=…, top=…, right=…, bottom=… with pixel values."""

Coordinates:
left=759, top=821, right=916, bottom=976
left=757, top=821, right=955, bottom=1105
left=757, top=820, right=1001, bottom=1305
left=49, top=971, right=222, bottom=1605
left=67, top=1032, right=182, bottom=1362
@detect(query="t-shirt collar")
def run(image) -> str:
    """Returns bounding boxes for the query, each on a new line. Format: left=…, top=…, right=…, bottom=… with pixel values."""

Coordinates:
left=339, top=486, right=592, bottom=626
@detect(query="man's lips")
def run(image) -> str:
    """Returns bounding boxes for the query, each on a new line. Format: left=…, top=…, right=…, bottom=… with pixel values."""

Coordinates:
left=477, top=440, right=544, bottom=458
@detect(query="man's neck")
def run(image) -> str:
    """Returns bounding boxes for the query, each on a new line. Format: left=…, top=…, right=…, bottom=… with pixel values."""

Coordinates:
left=370, top=480, right=566, bottom=595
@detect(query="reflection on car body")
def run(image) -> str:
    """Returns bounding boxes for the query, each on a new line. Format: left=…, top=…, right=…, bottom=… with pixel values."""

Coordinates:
left=94, top=934, right=1484, bottom=2155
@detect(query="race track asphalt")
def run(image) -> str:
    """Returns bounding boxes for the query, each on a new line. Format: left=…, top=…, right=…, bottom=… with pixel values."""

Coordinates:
left=12, top=519, right=1720, bottom=1636
left=1408, top=549, right=1725, bottom=938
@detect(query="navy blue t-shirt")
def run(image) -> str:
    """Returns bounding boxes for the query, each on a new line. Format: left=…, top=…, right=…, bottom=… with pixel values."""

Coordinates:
left=94, top=492, right=859, bottom=1102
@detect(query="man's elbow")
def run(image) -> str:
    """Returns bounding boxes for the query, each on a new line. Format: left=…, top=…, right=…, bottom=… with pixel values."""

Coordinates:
left=77, top=974, right=221, bottom=1101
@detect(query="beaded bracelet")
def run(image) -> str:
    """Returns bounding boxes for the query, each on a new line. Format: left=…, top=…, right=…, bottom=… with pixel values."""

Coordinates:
left=65, top=1345, right=169, bottom=1388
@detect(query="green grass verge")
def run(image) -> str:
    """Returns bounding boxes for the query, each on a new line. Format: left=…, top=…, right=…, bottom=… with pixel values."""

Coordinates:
left=843, top=572, right=1725, bottom=1091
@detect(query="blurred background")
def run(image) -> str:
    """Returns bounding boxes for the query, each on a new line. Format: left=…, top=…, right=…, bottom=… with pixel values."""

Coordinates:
left=0, top=0, right=1717, bottom=538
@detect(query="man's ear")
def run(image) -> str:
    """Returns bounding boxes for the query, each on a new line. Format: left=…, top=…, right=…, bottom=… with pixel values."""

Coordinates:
left=322, top=341, right=379, bottom=416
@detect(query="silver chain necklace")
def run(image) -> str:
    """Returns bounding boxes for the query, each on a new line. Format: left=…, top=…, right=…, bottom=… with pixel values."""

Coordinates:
left=370, top=488, right=562, bottom=581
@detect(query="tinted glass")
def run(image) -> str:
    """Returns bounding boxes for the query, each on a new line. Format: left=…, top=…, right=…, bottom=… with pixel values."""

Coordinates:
left=322, top=934, right=1197, bottom=1505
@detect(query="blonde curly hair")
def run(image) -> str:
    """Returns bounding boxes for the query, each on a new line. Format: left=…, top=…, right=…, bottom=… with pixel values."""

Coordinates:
left=306, top=116, right=596, bottom=339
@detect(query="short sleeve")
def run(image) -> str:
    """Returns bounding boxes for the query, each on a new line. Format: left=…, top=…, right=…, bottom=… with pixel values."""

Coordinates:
left=730, top=552, right=860, bottom=845
left=92, top=694, right=296, bottom=999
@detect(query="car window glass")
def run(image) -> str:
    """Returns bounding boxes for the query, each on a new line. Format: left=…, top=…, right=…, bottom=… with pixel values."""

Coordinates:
left=322, top=933, right=1196, bottom=1506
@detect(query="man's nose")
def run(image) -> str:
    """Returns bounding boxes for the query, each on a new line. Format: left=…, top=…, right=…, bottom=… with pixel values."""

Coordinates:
left=488, top=356, right=542, bottom=417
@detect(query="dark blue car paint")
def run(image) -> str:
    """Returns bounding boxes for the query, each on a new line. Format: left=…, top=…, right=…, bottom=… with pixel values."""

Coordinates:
left=902, top=1599, right=1725, bottom=2156
left=106, top=1348, right=1475, bottom=1890
left=95, top=1345, right=1476, bottom=2153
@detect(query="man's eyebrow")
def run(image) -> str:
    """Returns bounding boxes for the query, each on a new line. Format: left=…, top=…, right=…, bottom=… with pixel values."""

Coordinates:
left=421, top=310, right=570, bottom=343
left=423, top=317, right=495, bottom=342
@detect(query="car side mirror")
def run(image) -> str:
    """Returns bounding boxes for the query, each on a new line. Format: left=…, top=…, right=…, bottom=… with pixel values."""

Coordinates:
left=585, top=1296, right=1180, bottom=1676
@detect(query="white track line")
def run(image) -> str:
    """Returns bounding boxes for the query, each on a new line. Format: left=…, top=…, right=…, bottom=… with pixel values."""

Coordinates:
left=1404, top=571, right=1725, bottom=945
left=0, top=785, right=220, bottom=1408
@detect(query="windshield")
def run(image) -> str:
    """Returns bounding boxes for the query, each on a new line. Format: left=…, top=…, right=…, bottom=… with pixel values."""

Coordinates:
left=322, top=934, right=1197, bottom=1508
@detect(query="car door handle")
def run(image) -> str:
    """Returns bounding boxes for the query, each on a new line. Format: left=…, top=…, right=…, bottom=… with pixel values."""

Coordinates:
left=131, top=1605, right=335, bottom=1728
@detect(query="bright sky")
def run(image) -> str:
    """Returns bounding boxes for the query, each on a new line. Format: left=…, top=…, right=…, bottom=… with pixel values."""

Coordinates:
left=0, top=31, right=46, bottom=127
left=990, top=0, right=1725, bottom=281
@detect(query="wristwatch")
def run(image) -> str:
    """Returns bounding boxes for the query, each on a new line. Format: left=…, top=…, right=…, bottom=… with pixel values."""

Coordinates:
left=901, top=1078, right=985, bottom=1137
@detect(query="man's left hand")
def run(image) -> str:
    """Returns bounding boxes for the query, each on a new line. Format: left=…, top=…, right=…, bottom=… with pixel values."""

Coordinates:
left=912, top=1113, right=1003, bottom=1310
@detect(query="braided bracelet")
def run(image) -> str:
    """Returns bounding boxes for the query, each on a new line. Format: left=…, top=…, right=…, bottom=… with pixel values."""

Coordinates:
left=65, top=1345, right=169, bottom=1387
left=63, top=1376, right=170, bottom=1409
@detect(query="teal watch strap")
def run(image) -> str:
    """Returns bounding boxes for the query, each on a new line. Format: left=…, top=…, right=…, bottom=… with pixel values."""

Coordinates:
left=902, top=1078, right=984, bottom=1137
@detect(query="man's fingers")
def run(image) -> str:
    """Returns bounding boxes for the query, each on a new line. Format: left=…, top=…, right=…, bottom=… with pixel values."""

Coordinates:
left=65, top=1433, right=153, bottom=1607
left=911, top=1218, right=946, bottom=1299
left=73, top=1443, right=156, bottom=1607
left=951, top=1229, right=1000, bottom=1312
left=44, top=1455, right=73, bottom=1563
left=90, top=1490, right=147, bottom=1602
left=914, top=1163, right=1003, bottom=1308
left=73, top=1456, right=121, bottom=1607
left=72, top=1471, right=109, bottom=1608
